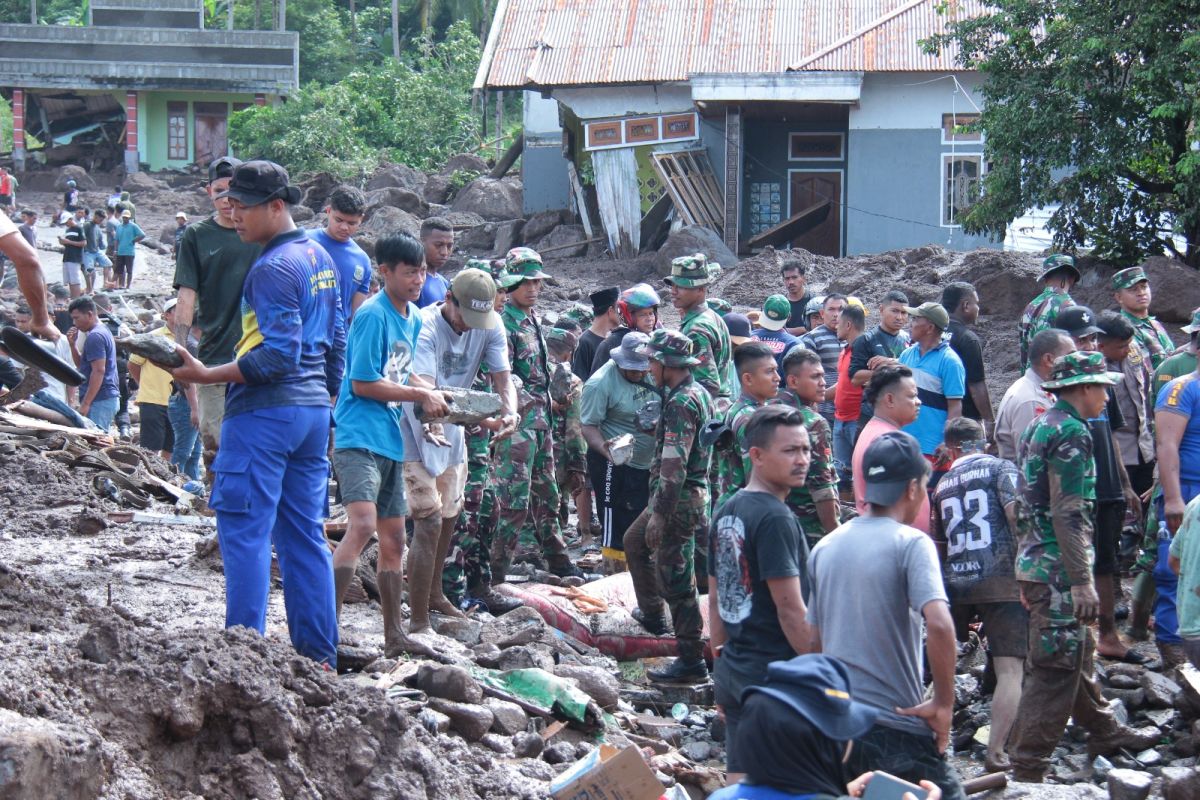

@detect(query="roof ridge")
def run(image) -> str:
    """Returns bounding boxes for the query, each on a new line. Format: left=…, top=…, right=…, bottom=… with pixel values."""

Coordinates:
left=788, top=0, right=932, bottom=71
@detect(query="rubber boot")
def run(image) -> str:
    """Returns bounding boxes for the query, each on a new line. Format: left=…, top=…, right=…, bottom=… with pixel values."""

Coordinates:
left=377, top=569, right=438, bottom=659
left=1126, top=571, right=1155, bottom=640
left=406, top=516, right=440, bottom=634
left=333, top=564, right=356, bottom=620
left=428, top=518, right=466, bottom=619
left=468, top=581, right=524, bottom=614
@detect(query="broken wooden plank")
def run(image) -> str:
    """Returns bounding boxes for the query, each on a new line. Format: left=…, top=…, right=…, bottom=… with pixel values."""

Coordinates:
left=746, top=200, right=831, bottom=249
left=540, top=719, right=568, bottom=741
left=488, top=133, right=524, bottom=179
left=108, top=511, right=214, bottom=527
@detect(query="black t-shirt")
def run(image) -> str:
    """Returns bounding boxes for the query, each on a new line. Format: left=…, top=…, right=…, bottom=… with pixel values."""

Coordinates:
left=709, top=490, right=810, bottom=699
left=848, top=326, right=909, bottom=423
left=786, top=292, right=814, bottom=329
left=573, top=328, right=604, bottom=382
left=591, top=326, right=631, bottom=375
left=1089, top=389, right=1126, bottom=503
left=947, top=319, right=986, bottom=420
left=61, top=228, right=84, bottom=264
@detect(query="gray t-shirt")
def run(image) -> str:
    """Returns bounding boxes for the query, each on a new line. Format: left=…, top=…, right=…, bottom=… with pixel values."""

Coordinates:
left=401, top=303, right=510, bottom=468
left=808, top=515, right=948, bottom=736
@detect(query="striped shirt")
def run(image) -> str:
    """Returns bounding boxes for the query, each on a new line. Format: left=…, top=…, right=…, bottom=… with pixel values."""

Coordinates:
left=799, top=323, right=842, bottom=422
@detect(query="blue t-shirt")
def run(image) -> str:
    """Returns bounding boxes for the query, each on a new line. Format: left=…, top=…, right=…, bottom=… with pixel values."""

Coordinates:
left=751, top=327, right=800, bottom=374
left=1157, top=373, right=1200, bottom=483
left=309, top=229, right=372, bottom=321
left=417, top=271, right=450, bottom=308
left=114, top=221, right=145, bottom=256
left=898, top=339, right=966, bottom=455
left=333, top=291, right=422, bottom=462
left=225, top=230, right=345, bottom=418
left=80, top=323, right=120, bottom=401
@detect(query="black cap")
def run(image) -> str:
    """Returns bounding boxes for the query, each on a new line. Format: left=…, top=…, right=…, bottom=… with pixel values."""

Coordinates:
left=216, top=160, right=302, bottom=206
left=724, top=312, right=752, bottom=340
left=862, top=431, right=928, bottom=506
left=207, top=156, right=242, bottom=184
left=589, top=286, right=620, bottom=312
left=1054, top=305, right=1103, bottom=338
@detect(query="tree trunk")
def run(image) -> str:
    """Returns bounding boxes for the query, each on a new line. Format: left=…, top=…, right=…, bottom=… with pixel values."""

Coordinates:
left=277, top=0, right=285, bottom=30
left=227, top=0, right=233, bottom=30
left=391, top=0, right=400, bottom=58
left=30, top=0, right=36, bottom=24
left=254, top=0, right=261, bottom=28
left=349, top=0, right=356, bottom=37
left=419, top=0, right=430, bottom=31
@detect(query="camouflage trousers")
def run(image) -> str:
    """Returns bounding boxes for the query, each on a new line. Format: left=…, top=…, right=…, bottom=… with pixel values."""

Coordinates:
left=442, top=456, right=498, bottom=603
left=1009, top=581, right=1121, bottom=777
left=491, top=426, right=571, bottom=581
left=624, top=487, right=709, bottom=661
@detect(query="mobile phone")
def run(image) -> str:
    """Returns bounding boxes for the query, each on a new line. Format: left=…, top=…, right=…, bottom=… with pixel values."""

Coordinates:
left=861, top=771, right=930, bottom=800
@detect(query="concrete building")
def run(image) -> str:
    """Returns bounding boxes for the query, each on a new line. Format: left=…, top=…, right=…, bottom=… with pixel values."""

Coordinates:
left=476, top=0, right=995, bottom=258
left=1, top=0, right=298, bottom=173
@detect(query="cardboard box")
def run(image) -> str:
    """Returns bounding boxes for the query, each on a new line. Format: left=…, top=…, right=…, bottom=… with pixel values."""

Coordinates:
left=549, top=744, right=663, bottom=800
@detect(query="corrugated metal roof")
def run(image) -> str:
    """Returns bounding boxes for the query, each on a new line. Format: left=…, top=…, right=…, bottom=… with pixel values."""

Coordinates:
left=482, top=0, right=982, bottom=88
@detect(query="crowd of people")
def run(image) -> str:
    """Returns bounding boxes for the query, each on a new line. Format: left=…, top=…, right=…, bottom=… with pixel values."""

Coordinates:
left=2, top=156, right=1200, bottom=798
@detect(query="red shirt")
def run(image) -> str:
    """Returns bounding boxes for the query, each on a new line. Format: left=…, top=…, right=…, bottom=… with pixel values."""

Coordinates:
left=852, top=416, right=931, bottom=534
left=834, top=345, right=863, bottom=422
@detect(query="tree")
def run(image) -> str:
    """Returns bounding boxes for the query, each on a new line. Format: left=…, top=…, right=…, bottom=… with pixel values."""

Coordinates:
left=928, top=0, right=1200, bottom=266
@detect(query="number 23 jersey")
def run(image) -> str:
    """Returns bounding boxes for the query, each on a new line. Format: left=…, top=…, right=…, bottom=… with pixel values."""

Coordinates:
left=932, top=452, right=1021, bottom=603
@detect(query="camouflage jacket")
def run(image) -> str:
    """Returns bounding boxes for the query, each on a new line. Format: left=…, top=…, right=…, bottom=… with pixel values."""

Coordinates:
left=1018, top=288, right=1074, bottom=370
left=553, top=370, right=587, bottom=477
left=1121, top=309, right=1175, bottom=371
left=649, top=376, right=715, bottom=515
left=715, top=393, right=765, bottom=508
left=776, top=389, right=839, bottom=540
left=681, top=304, right=734, bottom=401
left=502, top=302, right=552, bottom=431
left=1015, top=399, right=1096, bottom=586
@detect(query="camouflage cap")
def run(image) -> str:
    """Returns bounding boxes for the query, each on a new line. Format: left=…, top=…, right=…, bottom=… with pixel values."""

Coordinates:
left=1111, top=266, right=1149, bottom=291
left=635, top=328, right=702, bottom=368
left=1041, top=351, right=1124, bottom=391
left=560, top=303, right=594, bottom=328
left=1039, top=253, right=1080, bottom=282
left=504, top=247, right=549, bottom=281
left=545, top=326, right=578, bottom=353
left=1182, top=307, right=1200, bottom=335
left=707, top=297, right=733, bottom=315
left=664, top=253, right=717, bottom=288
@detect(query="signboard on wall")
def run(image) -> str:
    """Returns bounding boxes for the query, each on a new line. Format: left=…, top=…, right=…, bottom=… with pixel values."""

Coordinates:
left=585, top=112, right=699, bottom=151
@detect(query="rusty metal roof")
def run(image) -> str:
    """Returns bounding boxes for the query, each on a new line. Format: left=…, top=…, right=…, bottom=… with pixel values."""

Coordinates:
left=479, top=0, right=982, bottom=89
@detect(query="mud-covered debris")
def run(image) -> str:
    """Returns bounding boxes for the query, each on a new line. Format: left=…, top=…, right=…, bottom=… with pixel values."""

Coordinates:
left=117, top=334, right=184, bottom=368
left=415, top=387, right=503, bottom=425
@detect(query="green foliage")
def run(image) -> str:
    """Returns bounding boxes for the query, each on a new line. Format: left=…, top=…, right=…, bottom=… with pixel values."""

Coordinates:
left=446, top=168, right=482, bottom=192
left=928, top=0, right=1200, bottom=266
left=230, top=19, right=482, bottom=178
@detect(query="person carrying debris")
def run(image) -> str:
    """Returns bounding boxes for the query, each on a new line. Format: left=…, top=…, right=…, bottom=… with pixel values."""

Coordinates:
left=400, top=267, right=519, bottom=633
left=591, top=283, right=661, bottom=374
left=775, top=347, right=840, bottom=547
left=1017, top=254, right=1078, bottom=371
left=491, top=247, right=582, bottom=582
left=714, top=341, right=780, bottom=510
left=1008, top=351, right=1160, bottom=781
left=170, top=160, right=346, bottom=667
left=666, top=254, right=733, bottom=407
left=624, top=328, right=714, bottom=683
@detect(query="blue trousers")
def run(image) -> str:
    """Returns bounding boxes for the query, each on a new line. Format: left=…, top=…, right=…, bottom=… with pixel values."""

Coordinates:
left=210, top=405, right=337, bottom=666
left=1153, top=478, right=1200, bottom=646
left=832, top=418, right=858, bottom=487
left=168, top=393, right=202, bottom=480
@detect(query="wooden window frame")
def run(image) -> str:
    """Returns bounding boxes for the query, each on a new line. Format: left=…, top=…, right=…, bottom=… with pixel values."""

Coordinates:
left=941, top=112, right=982, bottom=143
left=167, top=101, right=188, bottom=161
left=787, top=132, right=845, bottom=161
left=942, top=154, right=983, bottom=227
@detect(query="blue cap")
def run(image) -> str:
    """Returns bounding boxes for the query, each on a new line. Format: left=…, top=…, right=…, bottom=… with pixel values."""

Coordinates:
left=742, top=654, right=878, bottom=741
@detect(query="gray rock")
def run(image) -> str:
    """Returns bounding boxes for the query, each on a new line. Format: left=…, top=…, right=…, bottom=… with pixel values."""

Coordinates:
left=512, top=730, right=544, bottom=758
left=1103, top=687, right=1147, bottom=710
left=480, top=606, right=548, bottom=648
left=352, top=233, right=377, bottom=260
left=1142, top=708, right=1177, bottom=729
left=451, top=177, right=523, bottom=221
left=367, top=163, right=427, bottom=194
left=122, top=170, right=168, bottom=192
left=537, top=224, right=589, bottom=257
left=424, top=174, right=453, bottom=204
left=523, top=210, right=568, bottom=244
left=366, top=186, right=430, bottom=218
left=440, top=153, right=489, bottom=176
left=427, top=697, right=494, bottom=742
left=458, top=222, right=497, bottom=252
left=484, top=697, right=528, bottom=736
left=493, top=219, right=525, bottom=255
left=552, top=664, right=620, bottom=710
left=574, top=741, right=595, bottom=758
left=1140, top=671, right=1181, bottom=708
left=480, top=732, right=512, bottom=754
left=655, top=225, right=738, bottom=277
left=0, top=709, right=108, bottom=798
left=1162, top=765, right=1200, bottom=800
left=417, top=707, right=450, bottom=734
left=518, top=758, right=557, bottom=781
left=361, top=206, right=421, bottom=238
left=56, top=164, right=97, bottom=191
left=442, top=210, right=485, bottom=229
left=416, top=663, right=483, bottom=704
left=471, top=642, right=502, bottom=667
left=1092, top=754, right=1114, bottom=778
left=1133, top=748, right=1162, bottom=767
left=1108, top=673, right=1141, bottom=690
left=1107, top=768, right=1153, bottom=800
left=1112, top=700, right=1130, bottom=726
left=954, top=674, right=979, bottom=706
left=681, top=740, right=712, bottom=762
left=497, top=644, right=555, bottom=671
left=290, top=204, right=315, bottom=224
left=433, top=616, right=483, bottom=645
left=543, top=741, right=577, bottom=764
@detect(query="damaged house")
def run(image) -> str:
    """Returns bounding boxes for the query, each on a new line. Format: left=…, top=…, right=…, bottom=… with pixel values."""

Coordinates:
left=476, top=0, right=997, bottom=258
left=0, top=0, right=297, bottom=173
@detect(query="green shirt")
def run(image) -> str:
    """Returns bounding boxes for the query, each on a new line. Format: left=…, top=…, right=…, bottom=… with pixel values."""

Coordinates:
left=649, top=376, right=714, bottom=514
left=579, top=360, right=658, bottom=470
left=502, top=302, right=552, bottom=430
left=1121, top=309, right=1175, bottom=371
left=1152, top=350, right=1197, bottom=400
left=715, top=393, right=763, bottom=508
left=173, top=216, right=262, bottom=366
left=1169, top=493, right=1200, bottom=638
left=1018, top=288, right=1074, bottom=371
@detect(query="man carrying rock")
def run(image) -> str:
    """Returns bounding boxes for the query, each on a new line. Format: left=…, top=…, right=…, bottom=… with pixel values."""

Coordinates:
left=666, top=254, right=733, bottom=406
left=994, top=329, right=1074, bottom=462
left=624, top=329, right=714, bottom=682
left=1018, top=254, right=1078, bottom=371
left=776, top=347, right=840, bottom=547
left=573, top=286, right=619, bottom=382
left=402, top=266, right=519, bottom=633
left=309, top=185, right=371, bottom=320
left=417, top=217, right=455, bottom=308
left=1008, top=352, right=1159, bottom=781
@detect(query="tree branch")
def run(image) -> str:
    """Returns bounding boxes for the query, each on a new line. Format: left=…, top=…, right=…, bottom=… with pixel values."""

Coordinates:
left=1118, top=167, right=1174, bottom=195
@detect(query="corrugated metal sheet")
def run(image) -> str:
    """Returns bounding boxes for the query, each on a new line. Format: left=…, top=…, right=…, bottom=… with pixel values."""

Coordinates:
left=483, top=0, right=983, bottom=88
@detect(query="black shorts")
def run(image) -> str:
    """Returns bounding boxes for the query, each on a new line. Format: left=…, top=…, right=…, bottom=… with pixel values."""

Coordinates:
left=1093, top=500, right=1125, bottom=576
left=112, top=254, right=135, bottom=280
left=139, top=402, right=173, bottom=452
left=0, top=194, right=12, bottom=208
left=714, top=678, right=746, bottom=772
left=951, top=600, right=1029, bottom=659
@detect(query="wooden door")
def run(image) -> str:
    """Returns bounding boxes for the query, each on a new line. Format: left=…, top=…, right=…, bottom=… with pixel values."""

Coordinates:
left=193, top=103, right=228, bottom=166
left=789, top=171, right=842, bottom=256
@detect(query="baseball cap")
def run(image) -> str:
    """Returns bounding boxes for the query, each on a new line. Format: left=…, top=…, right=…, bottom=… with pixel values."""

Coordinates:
left=120, top=210, right=132, bottom=218
left=207, top=156, right=242, bottom=184
left=724, top=312, right=753, bottom=345
left=163, top=298, right=178, bottom=313
left=861, top=431, right=929, bottom=506
left=1055, top=305, right=1103, bottom=338
left=611, top=331, right=651, bottom=371
left=450, top=268, right=500, bottom=329
left=759, top=294, right=792, bottom=331
left=741, top=654, right=878, bottom=741
left=175, top=211, right=187, bottom=220
left=905, top=301, right=950, bottom=330
left=217, top=160, right=302, bottom=206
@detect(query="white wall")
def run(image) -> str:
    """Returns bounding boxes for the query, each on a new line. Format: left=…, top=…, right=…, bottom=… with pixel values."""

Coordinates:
left=553, top=84, right=693, bottom=121
left=850, top=72, right=983, bottom=131
left=523, top=91, right=561, bottom=135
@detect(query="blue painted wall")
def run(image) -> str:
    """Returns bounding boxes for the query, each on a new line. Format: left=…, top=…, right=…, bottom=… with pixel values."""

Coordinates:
left=521, top=135, right=573, bottom=214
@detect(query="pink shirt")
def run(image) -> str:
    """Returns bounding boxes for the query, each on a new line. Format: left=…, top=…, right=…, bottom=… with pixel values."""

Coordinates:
left=852, top=415, right=931, bottom=534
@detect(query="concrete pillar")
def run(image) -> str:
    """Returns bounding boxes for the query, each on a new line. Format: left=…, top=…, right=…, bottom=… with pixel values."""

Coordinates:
left=723, top=105, right=742, bottom=253
left=11, top=89, right=26, bottom=172
left=124, top=91, right=139, bottom=174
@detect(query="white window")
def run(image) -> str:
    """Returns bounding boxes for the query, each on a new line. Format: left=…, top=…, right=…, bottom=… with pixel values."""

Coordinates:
left=943, top=154, right=982, bottom=227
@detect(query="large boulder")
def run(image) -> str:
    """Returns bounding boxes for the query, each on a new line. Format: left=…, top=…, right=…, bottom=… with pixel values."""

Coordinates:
left=366, top=163, right=427, bottom=194
left=493, top=220, right=525, bottom=255
left=441, top=211, right=484, bottom=230
left=537, top=224, right=588, bottom=258
left=458, top=223, right=497, bottom=253
left=523, top=210, right=568, bottom=245
left=439, top=153, right=489, bottom=177
left=54, top=165, right=96, bottom=191
left=451, top=177, right=522, bottom=222
left=655, top=226, right=738, bottom=277
left=122, top=171, right=168, bottom=193
left=365, top=187, right=429, bottom=218
left=361, top=206, right=420, bottom=238
left=0, top=708, right=109, bottom=798
left=297, top=171, right=341, bottom=213
left=424, top=174, right=453, bottom=205
left=1138, top=256, right=1198, bottom=325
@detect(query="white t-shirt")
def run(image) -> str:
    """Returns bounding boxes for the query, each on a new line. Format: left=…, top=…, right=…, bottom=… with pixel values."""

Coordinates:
left=35, top=336, right=75, bottom=401
left=0, top=212, right=16, bottom=237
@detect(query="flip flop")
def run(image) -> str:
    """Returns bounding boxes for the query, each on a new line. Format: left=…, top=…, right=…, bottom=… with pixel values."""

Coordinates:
left=1101, top=649, right=1150, bottom=665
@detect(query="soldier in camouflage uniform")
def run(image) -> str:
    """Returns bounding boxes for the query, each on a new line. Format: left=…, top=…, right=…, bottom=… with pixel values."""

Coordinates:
left=1009, top=351, right=1159, bottom=781
left=545, top=325, right=589, bottom=534
left=1112, top=266, right=1175, bottom=371
left=714, top=341, right=779, bottom=508
left=776, top=346, right=840, bottom=547
left=490, top=248, right=581, bottom=582
left=1018, top=254, right=1080, bottom=371
left=624, top=329, right=715, bottom=683
left=665, top=254, right=733, bottom=406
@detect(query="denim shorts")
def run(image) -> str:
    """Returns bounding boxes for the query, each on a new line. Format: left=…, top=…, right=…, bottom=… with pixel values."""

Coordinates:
left=332, top=448, right=408, bottom=518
